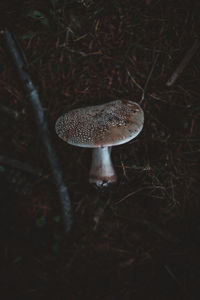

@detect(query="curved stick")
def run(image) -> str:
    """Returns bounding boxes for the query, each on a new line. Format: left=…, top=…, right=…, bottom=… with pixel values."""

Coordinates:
left=2, top=28, right=72, bottom=232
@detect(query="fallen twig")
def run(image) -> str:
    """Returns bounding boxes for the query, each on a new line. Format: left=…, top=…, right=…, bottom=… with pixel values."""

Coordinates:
left=140, top=52, right=159, bottom=104
left=166, top=39, right=200, bottom=87
left=2, top=28, right=72, bottom=232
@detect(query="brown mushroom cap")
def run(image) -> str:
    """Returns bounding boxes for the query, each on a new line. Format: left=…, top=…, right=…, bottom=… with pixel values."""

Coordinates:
left=55, top=100, right=144, bottom=148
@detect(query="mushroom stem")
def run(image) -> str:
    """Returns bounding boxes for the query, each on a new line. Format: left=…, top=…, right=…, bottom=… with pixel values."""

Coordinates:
left=89, top=146, right=117, bottom=187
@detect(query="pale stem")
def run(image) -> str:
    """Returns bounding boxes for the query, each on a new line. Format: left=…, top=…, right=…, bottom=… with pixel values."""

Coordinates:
left=89, top=146, right=117, bottom=187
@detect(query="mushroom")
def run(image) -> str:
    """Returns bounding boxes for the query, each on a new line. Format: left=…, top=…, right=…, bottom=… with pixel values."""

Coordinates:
left=55, top=99, right=144, bottom=187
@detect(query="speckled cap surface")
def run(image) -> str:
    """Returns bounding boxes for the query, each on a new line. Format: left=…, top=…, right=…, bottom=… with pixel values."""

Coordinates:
left=55, top=100, right=144, bottom=148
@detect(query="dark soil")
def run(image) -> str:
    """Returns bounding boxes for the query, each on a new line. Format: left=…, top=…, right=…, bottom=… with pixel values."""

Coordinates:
left=0, top=0, right=200, bottom=299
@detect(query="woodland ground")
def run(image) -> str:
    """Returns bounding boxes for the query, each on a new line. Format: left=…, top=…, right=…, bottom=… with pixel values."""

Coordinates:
left=0, top=0, right=200, bottom=299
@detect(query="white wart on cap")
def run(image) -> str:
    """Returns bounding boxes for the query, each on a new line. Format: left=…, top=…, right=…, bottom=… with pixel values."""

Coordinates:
left=55, top=100, right=144, bottom=187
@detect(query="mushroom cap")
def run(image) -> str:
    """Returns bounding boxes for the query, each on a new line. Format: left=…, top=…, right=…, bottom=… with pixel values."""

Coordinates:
left=55, top=99, right=144, bottom=148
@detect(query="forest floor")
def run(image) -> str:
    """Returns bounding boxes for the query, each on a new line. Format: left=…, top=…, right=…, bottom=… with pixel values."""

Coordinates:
left=0, top=0, right=200, bottom=299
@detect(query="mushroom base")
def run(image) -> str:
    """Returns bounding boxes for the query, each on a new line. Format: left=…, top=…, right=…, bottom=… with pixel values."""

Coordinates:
left=89, top=147, right=117, bottom=188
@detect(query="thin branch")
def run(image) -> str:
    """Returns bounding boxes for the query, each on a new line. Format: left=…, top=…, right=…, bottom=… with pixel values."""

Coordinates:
left=166, top=39, right=200, bottom=87
left=2, top=28, right=72, bottom=232
left=140, top=52, right=160, bottom=104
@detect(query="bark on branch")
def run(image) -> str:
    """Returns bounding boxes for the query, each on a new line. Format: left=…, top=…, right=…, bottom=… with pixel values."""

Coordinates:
left=2, top=28, right=72, bottom=232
